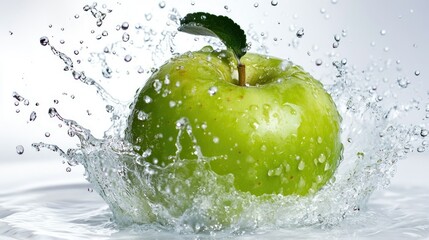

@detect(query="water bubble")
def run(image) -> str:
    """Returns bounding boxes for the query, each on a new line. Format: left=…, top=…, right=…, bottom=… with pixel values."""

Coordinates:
left=421, top=129, right=428, bottom=137
left=29, top=111, right=37, bottom=121
left=73, top=50, right=79, bottom=55
left=414, top=70, right=420, bottom=76
left=124, top=55, right=132, bottom=62
left=315, top=59, right=323, bottom=66
left=271, top=0, right=278, bottom=6
left=106, top=105, right=114, bottom=113
left=102, top=30, right=108, bottom=36
left=40, top=36, right=49, bottom=46
left=318, top=154, right=326, bottom=163
left=137, top=66, right=144, bottom=74
left=213, top=137, right=219, bottom=144
left=253, top=2, right=259, bottom=8
left=16, top=145, right=24, bottom=155
left=153, top=79, right=162, bottom=92
left=333, top=42, right=339, bottom=48
left=296, top=28, right=304, bottom=38
left=320, top=8, right=326, bottom=14
left=417, top=146, right=425, bottom=153
left=159, top=1, right=166, bottom=8
left=121, top=22, right=129, bottom=30
left=145, top=13, right=152, bottom=21
left=224, top=5, right=229, bottom=10
left=331, top=0, right=338, bottom=4
left=24, top=99, right=30, bottom=106
left=66, top=167, right=72, bottom=172
left=16, top=109, right=20, bottom=113
left=380, top=29, right=387, bottom=36
left=45, top=132, right=51, bottom=137
left=122, top=32, right=130, bottom=42
left=54, top=99, right=59, bottom=104
left=83, top=5, right=90, bottom=11
left=208, top=86, right=218, bottom=96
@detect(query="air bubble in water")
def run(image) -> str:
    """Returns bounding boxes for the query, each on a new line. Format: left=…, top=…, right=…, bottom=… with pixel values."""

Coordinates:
left=380, top=29, right=387, bottom=36
left=24, top=99, right=29, bottom=106
left=16, top=145, right=24, bottom=155
left=159, top=1, right=166, bottom=8
left=74, top=50, right=79, bottom=55
left=29, top=111, right=37, bottom=121
left=414, top=70, right=420, bottom=76
left=40, top=36, right=49, bottom=46
left=271, top=0, right=278, bottom=6
left=45, top=132, right=51, bottom=137
left=54, top=99, right=59, bottom=104
left=253, top=2, right=259, bottom=8
left=296, top=28, right=304, bottom=38
left=333, top=42, right=339, bottom=48
left=102, top=30, right=108, bottom=36
left=66, top=167, right=72, bottom=172
left=397, top=77, right=409, bottom=88
left=145, top=13, right=152, bottom=21
left=315, top=59, right=323, bottom=66
left=334, top=34, right=341, bottom=42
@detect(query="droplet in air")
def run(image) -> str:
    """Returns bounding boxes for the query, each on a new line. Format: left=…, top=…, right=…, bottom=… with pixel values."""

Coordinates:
left=137, top=111, right=148, bottom=121
left=29, top=111, right=37, bottom=121
left=124, top=55, right=132, bottom=62
left=45, top=132, right=51, bottom=137
left=414, top=70, right=420, bottom=76
left=298, top=161, right=305, bottom=170
left=296, top=28, right=304, bottom=38
left=66, top=167, right=72, bottom=172
left=380, top=29, right=387, bottom=36
left=16, top=145, right=24, bottom=155
left=40, top=36, right=49, bottom=46
left=315, top=59, right=323, bottom=66
left=122, top=32, right=130, bottom=42
left=106, top=105, right=114, bottom=113
left=159, top=1, right=166, bottom=8
left=271, top=0, right=278, bottom=6
left=334, top=34, right=341, bottom=42
left=333, top=42, right=339, bottom=48
left=253, top=2, right=259, bottom=8
left=121, top=21, right=129, bottom=30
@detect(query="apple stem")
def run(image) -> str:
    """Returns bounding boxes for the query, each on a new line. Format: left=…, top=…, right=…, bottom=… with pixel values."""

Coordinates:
left=238, top=63, right=246, bottom=86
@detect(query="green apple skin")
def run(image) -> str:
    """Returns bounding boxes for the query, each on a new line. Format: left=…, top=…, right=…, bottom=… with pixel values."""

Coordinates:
left=125, top=46, right=342, bottom=196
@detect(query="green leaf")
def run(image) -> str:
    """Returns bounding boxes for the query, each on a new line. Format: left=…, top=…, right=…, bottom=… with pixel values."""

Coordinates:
left=178, top=12, right=247, bottom=61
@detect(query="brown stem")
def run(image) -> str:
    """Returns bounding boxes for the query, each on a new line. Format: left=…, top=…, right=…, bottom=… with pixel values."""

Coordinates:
left=238, top=63, right=246, bottom=86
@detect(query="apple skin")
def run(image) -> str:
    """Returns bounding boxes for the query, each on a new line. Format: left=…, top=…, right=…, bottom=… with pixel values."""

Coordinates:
left=125, top=46, right=342, bottom=196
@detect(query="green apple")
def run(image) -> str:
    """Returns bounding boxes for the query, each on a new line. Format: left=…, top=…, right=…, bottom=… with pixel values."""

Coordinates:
left=125, top=45, right=342, bottom=196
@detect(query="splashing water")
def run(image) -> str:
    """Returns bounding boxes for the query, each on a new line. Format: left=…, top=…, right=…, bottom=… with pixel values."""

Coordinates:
left=8, top=1, right=428, bottom=237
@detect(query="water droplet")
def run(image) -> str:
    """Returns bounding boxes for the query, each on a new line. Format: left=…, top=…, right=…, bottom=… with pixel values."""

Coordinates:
left=83, top=5, right=91, bottom=11
left=121, top=22, right=129, bottom=30
left=141, top=96, right=152, bottom=104
left=48, top=107, right=58, bottom=118
left=153, top=79, right=162, bottom=92
left=333, top=42, right=339, bottom=48
left=45, top=132, right=51, bottom=137
left=66, top=167, right=72, bottom=172
left=208, top=86, right=218, bottom=96
left=318, top=154, right=326, bottom=163
left=16, top=145, right=24, bottom=155
left=334, top=34, right=341, bottom=42
left=298, top=161, right=305, bottom=170
left=74, top=14, right=80, bottom=19
left=296, top=28, right=304, bottom=38
left=24, top=99, right=30, bottom=106
left=397, top=77, right=409, bottom=88
left=40, top=36, right=49, bottom=46
left=253, top=2, right=259, bottom=8
left=324, top=162, right=331, bottom=171
left=122, top=32, right=130, bottom=42
left=102, top=30, right=108, bottom=36
left=315, top=59, right=323, bottom=66
left=137, top=111, right=148, bottom=121
left=106, top=105, right=114, bottom=113
left=414, top=70, right=420, bottom=76
left=213, top=137, right=219, bottom=144
left=124, top=55, right=132, bottom=62
left=159, top=1, right=166, bottom=8
left=145, top=13, right=152, bottom=21
left=271, top=0, right=278, bottom=6
left=224, top=5, right=228, bottom=10
left=29, top=111, right=37, bottom=121
left=421, top=129, right=428, bottom=137
left=169, top=101, right=176, bottom=108
left=380, top=29, right=387, bottom=36
left=54, top=99, right=59, bottom=104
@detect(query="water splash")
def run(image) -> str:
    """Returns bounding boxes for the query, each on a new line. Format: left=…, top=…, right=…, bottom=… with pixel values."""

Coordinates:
left=14, top=2, right=428, bottom=236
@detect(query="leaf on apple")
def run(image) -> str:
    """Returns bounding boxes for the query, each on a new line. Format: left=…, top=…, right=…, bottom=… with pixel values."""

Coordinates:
left=178, top=12, right=247, bottom=61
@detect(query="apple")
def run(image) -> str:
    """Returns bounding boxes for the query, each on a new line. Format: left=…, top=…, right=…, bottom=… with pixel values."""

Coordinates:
left=125, top=45, right=342, bottom=196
